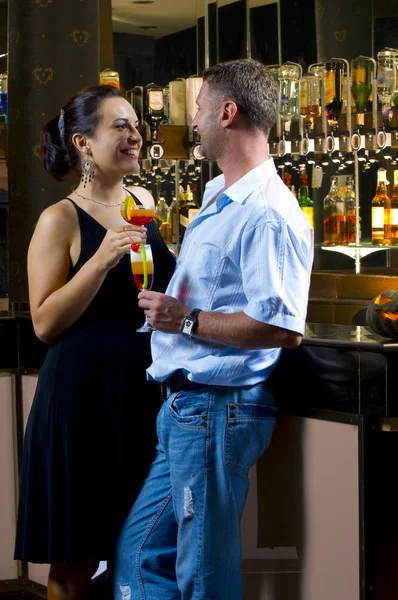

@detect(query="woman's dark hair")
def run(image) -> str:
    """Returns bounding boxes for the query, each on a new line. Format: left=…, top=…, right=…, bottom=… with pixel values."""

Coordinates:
left=41, top=84, right=122, bottom=181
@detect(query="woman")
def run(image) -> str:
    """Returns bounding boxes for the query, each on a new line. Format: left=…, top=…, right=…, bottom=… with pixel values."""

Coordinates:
left=14, top=84, right=176, bottom=599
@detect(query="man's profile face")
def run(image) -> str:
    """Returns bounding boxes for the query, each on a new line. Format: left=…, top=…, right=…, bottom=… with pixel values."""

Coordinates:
left=191, top=82, right=221, bottom=161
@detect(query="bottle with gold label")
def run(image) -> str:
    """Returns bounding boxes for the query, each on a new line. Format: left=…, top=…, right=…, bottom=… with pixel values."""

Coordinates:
left=372, top=168, right=391, bottom=246
left=390, top=171, right=398, bottom=246
left=179, top=184, right=199, bottom=241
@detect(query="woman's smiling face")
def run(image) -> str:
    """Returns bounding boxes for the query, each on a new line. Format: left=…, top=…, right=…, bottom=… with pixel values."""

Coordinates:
left=86, top=96, right=143, bottom=176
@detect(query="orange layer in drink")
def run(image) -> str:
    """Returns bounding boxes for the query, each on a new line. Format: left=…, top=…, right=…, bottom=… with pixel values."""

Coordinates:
left=130, top=261, right=154, bottom=275
left=121, top=196, right=155, bottom=225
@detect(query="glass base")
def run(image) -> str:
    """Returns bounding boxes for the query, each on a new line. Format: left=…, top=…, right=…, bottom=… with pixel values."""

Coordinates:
left=136, top=317, right=155, bottom=333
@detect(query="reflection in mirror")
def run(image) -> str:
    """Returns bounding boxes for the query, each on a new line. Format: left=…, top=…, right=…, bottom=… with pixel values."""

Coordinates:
left=248, top=0, right=279, bottom=65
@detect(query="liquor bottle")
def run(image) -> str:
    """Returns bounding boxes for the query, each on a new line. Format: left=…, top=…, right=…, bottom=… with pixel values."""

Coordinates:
left=99, top=68, right=120, bottom=89
left=351, top=56, right=373, bottom=130
left=298, top=171, right=314, bottom=229
left=144, top=83, right=165, bottom=128
left=155, top=192, right=172, bottom=244
left=342, top=176, right=356, bottom=245
left=168, top=194, right=180, bottom=245
left=372, top=168, right=391, bottom=246
left=324, top=62, right=344, bottom=130
left=300, top=72, right=321, bottom=132
left=390, top=170, right=398, bottom=246
left=283, top=172, right=293, bottom=191
left=376, top=48, right=398, bottom=126
left=169, top=78, right=187, bottom=125
left=279, top=62, right=300, bottom=133
left=179, top=184, right=199, bottom=241
left=323, top=176, right=344, bottom=246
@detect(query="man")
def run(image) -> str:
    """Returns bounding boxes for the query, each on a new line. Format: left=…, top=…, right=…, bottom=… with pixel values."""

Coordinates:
left=113, top=59, right=313, bottom=600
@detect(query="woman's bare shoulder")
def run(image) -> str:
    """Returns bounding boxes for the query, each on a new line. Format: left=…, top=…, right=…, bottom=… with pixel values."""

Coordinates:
left=34, top=198, right=78, bottom=238
left=125, top=185, right=155, bottom=207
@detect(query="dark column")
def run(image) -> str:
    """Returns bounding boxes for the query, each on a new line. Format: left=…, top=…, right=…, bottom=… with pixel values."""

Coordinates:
left=8, top=0, right=100, bottom=307
left=99, top=0, right=114, bottom=71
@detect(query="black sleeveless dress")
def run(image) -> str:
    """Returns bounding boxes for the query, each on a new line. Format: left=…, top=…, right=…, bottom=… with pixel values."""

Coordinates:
left=14, top=193, right=176, bottom=563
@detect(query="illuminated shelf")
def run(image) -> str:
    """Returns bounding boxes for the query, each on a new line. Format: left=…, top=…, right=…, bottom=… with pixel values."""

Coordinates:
left=319, top=243, right=396, bottom=259
left=318, top=243, right=397, bottom=272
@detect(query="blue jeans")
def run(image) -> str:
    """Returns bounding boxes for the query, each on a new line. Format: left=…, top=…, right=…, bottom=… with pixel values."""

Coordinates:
left=112, top=380, right=277, bottom=600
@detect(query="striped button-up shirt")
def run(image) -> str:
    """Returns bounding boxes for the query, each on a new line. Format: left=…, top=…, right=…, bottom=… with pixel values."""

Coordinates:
left=147, top=158, right=314, bottom=386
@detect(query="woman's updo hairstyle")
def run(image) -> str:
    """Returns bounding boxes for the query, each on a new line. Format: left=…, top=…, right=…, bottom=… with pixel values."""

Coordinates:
left=41, top=84, right=122, bottom=181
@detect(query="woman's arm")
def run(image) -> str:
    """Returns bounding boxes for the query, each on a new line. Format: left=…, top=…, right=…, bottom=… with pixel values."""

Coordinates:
left=28, top=202, right=142, bottom=344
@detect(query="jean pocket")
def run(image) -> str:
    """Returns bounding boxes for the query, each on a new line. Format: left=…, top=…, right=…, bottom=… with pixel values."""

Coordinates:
left=167, top=389, right=210, bottom=430
left=225, top=403, right=277, bottom=473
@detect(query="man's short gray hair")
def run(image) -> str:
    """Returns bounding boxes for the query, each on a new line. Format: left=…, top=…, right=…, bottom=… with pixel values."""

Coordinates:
left=203, top=58, right=278, bottom=136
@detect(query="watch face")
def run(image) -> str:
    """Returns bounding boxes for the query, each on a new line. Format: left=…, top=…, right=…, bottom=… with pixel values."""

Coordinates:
left=182, top=317, right=194, bottom=336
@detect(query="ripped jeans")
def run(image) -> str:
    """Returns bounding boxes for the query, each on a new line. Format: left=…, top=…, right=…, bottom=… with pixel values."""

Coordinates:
left=111, top=380, right=277, bottom=600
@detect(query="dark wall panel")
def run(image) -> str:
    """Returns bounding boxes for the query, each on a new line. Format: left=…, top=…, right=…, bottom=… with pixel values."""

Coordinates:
left=250, top=3, right=279, bottom=66
left=281, top=0, right=316, bottom=71
left=8, top=0, right=100, bottom=304
left=218, top=0, right=246, bottom=63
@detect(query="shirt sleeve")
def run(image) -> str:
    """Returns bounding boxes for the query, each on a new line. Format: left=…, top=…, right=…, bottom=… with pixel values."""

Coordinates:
left=241, top=216, right=313, bottom=335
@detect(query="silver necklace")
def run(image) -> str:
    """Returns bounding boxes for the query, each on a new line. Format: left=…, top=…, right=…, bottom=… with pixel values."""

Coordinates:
left=73, top=189, right=126, bottom=208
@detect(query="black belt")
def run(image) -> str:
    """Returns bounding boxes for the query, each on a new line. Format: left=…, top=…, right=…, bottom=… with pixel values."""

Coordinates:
left=158, top=370, right=270, bottom=400
left=158, top=369, right=195, bottom=400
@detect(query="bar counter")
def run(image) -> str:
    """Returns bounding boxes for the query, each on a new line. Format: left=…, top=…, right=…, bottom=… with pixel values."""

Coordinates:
left=1, top=313, right=397, bottom=599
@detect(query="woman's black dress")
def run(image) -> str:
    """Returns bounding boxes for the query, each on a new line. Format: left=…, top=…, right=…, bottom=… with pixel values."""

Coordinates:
left=14, top=194, right=176, bottom=563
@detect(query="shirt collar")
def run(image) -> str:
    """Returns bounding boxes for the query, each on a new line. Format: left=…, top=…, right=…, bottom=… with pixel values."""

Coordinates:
left=204, top=158, right=277, bottom=205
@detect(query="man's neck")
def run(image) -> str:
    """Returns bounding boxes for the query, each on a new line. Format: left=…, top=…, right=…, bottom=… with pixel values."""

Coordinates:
left=217, top=135, right=270, bottom=190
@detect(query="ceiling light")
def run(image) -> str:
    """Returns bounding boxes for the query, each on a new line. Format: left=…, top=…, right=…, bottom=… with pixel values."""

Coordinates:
left=133, top=1, right=155, bottom=4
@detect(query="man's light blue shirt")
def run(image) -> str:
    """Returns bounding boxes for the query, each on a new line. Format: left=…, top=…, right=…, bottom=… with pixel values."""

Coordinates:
left=148, top=158, right=314, bottom=386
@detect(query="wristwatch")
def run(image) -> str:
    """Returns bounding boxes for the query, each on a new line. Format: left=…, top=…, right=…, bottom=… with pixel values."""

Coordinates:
left=181, top=308, right=202, bottom=338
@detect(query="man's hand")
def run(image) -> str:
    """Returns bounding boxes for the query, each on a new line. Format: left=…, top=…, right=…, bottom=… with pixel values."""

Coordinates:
left=138, top=291, right=191, bottom=334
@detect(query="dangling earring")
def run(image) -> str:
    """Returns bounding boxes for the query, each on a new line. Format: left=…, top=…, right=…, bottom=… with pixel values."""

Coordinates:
left=81, top=158, right=95, bottom=188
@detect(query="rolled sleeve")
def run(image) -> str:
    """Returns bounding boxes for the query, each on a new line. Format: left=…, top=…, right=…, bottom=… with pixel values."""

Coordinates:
left=241, top=216, right=312, bottom=336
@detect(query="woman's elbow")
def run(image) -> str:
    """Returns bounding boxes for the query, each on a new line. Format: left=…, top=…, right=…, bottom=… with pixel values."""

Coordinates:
left=32, top=317, right=57, bottom=345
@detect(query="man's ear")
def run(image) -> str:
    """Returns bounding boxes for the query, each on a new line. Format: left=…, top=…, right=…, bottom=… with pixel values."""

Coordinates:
left=220, top=100, right=238, bottom=129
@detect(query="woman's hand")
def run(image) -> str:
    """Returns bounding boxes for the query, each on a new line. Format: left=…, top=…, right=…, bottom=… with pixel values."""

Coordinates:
left=95, top=225, right=146, bottom=272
